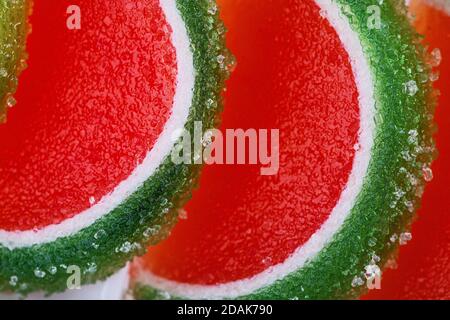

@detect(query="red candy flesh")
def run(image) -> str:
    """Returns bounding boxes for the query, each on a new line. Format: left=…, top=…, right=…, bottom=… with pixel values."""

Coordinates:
left=0, top=0, right=177, bottom=231
left=138, top=0, right=360, bottom=285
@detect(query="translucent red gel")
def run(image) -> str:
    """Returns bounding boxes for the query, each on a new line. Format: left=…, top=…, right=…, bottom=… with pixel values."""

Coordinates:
left=0, top=0, right=177, bottom=231
left=138, top=0, right=360, bottom=285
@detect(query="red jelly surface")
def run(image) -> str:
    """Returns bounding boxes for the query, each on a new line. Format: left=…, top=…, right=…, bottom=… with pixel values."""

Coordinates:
left=0, top=0, right=177, bottom=231
left=138, top=0, right=360, bottom=285
left=366, top=1, right=450, bottom=300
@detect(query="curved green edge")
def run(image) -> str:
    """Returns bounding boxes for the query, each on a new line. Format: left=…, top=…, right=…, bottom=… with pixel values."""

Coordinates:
left=0, top=0, right=231, bottom=295
left=134, top=0, right=436, bottom=300
left=0, top=0, right=30, bottom=122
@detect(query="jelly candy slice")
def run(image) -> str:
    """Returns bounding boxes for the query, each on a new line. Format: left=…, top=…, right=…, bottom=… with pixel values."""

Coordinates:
left=0, top=0, right=228, bottom=295
left=132, top=0, right=435, bottom=300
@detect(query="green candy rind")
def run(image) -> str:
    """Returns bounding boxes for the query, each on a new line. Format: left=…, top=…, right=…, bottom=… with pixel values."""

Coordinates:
left=134, top=0, right=436, bottom=300
left=0, top=0, right=30, bottom=122
left=0, top=0, right=230, bottom=295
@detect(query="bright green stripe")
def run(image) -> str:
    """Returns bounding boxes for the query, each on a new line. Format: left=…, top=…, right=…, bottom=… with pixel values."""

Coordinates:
left=0, top=0, right=230, bottom=295
left=135, top=0, right=435, bottom=300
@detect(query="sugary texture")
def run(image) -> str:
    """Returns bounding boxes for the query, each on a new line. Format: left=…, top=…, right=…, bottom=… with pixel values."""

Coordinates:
left=0, top=0, right=230, bottom=295
left=0, top=0, right=176, bottom=231
left=133, top=0, right=436, bottom=300
left=0, top=0, right=31, bottom=123
left=366, top=0, right=450, bottom=300
left=136, top=0, right=360, bottom=285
